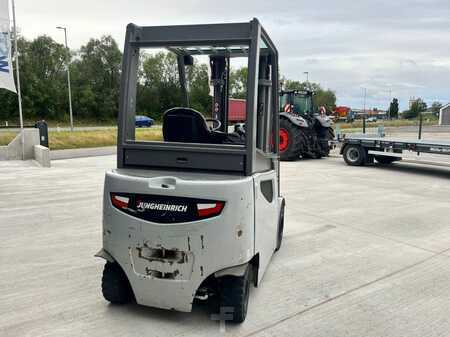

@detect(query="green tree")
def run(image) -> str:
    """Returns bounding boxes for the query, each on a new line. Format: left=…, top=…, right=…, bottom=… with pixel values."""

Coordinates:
left=137, top=51, right=184, bottom=120
left=403, top=98, right=427, bottom=119
left=313, top=89, right=337, bottom=112
left=389, top=98, right=399, bottom=119
left=0, top=36, right=68, bottom=122
left=71, top=35, right=122, bottom=120
left=229, top=67, right=248, bottom=99
left=431, top=101, right=442, bottom=117
left=25, top=36, right=69, bottom=120
left=138, top=52, right=219, bottom=119
left=188, top=63, right=211, bottom=114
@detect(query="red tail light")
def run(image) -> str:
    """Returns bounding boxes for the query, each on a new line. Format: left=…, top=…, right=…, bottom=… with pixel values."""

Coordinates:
left=111, top=194, right=130, bottom=209
left=197, top=202, right=224, bottom=218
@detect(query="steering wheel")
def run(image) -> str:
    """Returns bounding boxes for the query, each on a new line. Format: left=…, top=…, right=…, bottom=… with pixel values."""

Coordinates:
left=206, top=118, right=222, bottom=131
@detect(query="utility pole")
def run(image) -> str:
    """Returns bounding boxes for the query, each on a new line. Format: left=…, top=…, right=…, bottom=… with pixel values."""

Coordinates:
left=11, top=0, right=24, bottom=158
left=57, top=26, right=74, bottom=131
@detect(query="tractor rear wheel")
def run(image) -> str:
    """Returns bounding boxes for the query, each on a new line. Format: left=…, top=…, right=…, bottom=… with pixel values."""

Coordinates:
left=279, top=118, right=303, bottom=161
left=317, top=127, right=334, bottom=157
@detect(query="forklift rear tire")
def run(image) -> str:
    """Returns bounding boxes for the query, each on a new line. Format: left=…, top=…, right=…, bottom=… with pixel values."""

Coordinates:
left=343, top=145, right=366, bottom=166
left=275, top=199, right=285, bottom=252
left=218, top=266, right=251, bottom=323
left=102, top=262, right=133, bottom=304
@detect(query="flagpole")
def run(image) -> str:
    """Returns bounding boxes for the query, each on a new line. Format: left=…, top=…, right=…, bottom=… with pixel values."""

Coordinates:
left=11, top=0, right=24, bottom=159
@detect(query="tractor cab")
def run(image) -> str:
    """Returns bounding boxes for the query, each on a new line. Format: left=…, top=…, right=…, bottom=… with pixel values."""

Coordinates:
left=280, top=89, right=315, bottom=116
left=96, top=19, right=285, bottom=323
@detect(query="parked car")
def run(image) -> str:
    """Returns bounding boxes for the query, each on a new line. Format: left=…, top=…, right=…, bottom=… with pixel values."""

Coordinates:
left=135, top=115, right=154, bottom=127
left=366, top=116, right=378, bottom=123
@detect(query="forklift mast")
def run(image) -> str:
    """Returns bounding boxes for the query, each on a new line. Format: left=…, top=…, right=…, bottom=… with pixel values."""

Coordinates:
left=210, top=56, right=230, bottom=133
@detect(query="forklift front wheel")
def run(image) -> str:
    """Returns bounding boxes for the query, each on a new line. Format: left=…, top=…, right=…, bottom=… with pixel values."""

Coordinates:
left=102, top=262, right=134, bottom=304
left=218, top=266, right=251, bottom=323
left=343, top=145, right=366, bottom=166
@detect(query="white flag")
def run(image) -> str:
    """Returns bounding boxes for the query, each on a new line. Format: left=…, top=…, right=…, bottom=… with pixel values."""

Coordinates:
left=0, top=0, right=16, bottom=93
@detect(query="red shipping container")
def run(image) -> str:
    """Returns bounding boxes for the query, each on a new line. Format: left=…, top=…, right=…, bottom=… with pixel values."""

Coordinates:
left=228, top=99, right=246, bottom=122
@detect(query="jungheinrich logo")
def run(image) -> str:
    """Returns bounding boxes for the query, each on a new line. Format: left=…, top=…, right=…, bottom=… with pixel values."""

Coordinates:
left=136, top=201, right=188, bottom=213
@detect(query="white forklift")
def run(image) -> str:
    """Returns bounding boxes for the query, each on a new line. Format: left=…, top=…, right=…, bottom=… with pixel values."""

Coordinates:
left=96, top=19, right=285, bottom=323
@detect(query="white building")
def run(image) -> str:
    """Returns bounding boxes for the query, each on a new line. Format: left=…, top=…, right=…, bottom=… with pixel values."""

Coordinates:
left=439, top=103, right=450, bottom=125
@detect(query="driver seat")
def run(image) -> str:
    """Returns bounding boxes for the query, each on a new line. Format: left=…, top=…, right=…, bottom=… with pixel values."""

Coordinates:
left=162, top=108, right=227, bottom=144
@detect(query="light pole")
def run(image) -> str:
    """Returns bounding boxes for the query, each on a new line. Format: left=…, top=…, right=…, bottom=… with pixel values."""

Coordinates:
left=57, top=26, right=74, bottom=131
left=303, top=71, right=309, bottom=83
left=385, top=88, right=392, bottom=119
left=362, top=87, right=367, bottom=114
left=12, top=0, right=24, bottom=158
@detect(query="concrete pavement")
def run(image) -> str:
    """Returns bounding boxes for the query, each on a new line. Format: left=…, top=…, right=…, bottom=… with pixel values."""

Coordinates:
left=0, top=156, right=450, bottom=337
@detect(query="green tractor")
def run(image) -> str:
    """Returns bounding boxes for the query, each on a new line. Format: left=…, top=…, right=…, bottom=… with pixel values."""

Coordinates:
left=279, top=89, right=334, bottom=160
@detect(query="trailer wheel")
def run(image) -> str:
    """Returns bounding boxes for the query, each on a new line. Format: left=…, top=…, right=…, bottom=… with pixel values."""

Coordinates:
left=279, top=118, right=303, bottom=161
left=375, top=155, right=398, bottom=165
left=275, top=199, right=285, bottom=252
left=218, top=266, right=251, bottom=323
left=102, top=262, right=133, bottom=304
left=343, top=145, right=366, bottom=166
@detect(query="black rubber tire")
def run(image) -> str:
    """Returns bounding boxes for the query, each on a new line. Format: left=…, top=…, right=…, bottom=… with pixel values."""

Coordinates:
left=375, top=155, right=398, bottom=165
left=275, top=199, right=285, bottom=252
left=102, top=262, right=133, bottom=304
left=279, top=118, right=303, bottom=161
left=314, top=150, right=324, bottom=159
left=323, top=128, right=335, bottom=156
left=218, top=267, right=251, bottom=323
left=318, top=127, right=334, bottom=157
left=343, top=145, right=366, bottom=166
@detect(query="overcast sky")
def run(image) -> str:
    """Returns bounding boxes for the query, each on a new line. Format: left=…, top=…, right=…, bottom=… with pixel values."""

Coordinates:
left=16, top=0, right=450, bottom=110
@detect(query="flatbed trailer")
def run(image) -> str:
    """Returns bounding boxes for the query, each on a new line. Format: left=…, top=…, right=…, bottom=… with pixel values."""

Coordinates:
left=340, top=136, right=450, bottom=167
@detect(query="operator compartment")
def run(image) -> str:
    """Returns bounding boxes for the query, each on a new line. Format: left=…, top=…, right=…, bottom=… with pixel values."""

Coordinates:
left=116, top=22, right=278, bottom=176
left=119, top=40, right=253, bottom=174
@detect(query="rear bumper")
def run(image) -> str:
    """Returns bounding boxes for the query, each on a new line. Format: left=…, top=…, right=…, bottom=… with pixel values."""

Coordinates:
left=101, top=170, right=255, bottom=312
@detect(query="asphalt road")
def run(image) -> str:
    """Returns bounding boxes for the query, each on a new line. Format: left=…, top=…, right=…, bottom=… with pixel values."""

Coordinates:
left=1, top=156, right=450, bottom=336
left=0, top=126, right=115, bottom=133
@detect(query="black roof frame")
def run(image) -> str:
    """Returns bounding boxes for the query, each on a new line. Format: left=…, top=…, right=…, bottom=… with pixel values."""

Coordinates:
left=117, top=19, right=279, bottom=176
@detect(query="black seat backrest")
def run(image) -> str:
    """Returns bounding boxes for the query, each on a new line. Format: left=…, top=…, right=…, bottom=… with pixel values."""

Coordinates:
left=163, top=108, right=214, bottom=144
